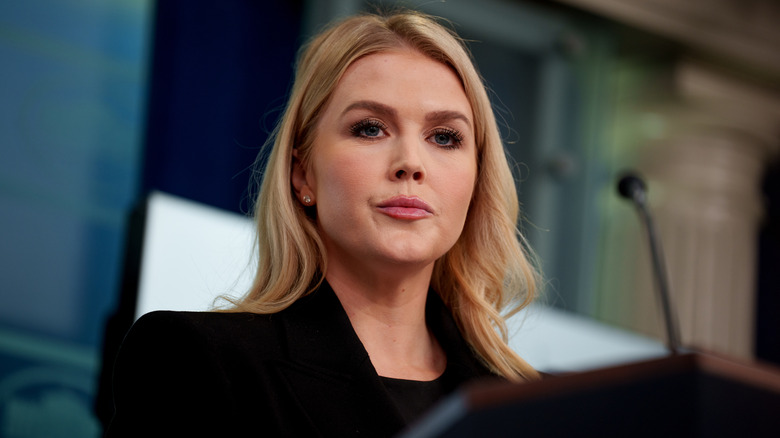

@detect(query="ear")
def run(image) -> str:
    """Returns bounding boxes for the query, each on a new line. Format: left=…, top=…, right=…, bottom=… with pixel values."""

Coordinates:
left=291, top=148, right=314, bottom=203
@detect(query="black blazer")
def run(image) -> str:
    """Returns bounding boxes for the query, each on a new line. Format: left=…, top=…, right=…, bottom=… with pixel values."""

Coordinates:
left=106, top=282, right=497, bottom=437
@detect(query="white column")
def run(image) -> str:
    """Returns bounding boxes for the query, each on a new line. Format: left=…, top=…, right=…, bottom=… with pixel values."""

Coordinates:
left=632, top=64, right=779, bottom=359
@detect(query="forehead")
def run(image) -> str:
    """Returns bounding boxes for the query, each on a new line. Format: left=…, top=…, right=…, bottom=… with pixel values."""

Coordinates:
left=342, top=48, right=455, bottom=81
left=327, top=49, right=473, bottom=120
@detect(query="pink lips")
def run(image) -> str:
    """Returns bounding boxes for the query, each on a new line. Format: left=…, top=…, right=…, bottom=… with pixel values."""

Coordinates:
left=377, top=196, right=433, bottom=220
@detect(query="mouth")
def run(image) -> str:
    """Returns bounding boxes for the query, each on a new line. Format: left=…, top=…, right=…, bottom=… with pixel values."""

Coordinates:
left=376, top=196, right=433, bottom=220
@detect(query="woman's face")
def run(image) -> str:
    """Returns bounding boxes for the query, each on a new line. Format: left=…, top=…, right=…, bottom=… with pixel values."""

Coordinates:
left=293, top=49, right=477, bottom=275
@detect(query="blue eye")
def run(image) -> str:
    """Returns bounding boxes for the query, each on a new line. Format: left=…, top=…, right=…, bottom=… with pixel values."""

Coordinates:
left=433, top=133, right=451, bottom=145
left=350, top=119, right=387, bottom=139
left=429, top=128, right=464, bottom=149
left=363, top=125, right=381, bottom=137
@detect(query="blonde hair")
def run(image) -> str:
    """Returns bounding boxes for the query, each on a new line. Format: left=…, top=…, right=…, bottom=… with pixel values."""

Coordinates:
left=236, top=11, right=540, bottom=382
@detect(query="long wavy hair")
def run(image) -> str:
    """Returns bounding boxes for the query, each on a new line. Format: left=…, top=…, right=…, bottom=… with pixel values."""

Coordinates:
left=233, top=11, right=541, bottom=382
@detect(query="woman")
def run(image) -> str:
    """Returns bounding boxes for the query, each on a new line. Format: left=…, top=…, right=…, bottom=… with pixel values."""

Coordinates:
left=107, top=10, right=540, bottom=438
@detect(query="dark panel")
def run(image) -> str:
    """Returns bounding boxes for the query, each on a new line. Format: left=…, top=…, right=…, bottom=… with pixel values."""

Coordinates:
left=142, top=0, right=302, bottom=214
left=757, top=160, right=780, bottom=366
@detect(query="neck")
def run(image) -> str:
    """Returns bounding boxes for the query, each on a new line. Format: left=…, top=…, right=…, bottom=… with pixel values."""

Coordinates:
left=325, top=263, right=446, bottom=381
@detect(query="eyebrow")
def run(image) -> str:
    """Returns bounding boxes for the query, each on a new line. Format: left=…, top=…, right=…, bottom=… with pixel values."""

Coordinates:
left=342, top=100, right=397, bottom=119
left=425, top=110, right=472, bottom=128
left=342, top=100, right=472, bottom=128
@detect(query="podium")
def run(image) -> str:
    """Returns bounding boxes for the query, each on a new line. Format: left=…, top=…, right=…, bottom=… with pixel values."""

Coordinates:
left=401, top=353, right=780, bottom=437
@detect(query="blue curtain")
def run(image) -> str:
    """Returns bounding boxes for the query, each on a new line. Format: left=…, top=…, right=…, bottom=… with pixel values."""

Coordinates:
left=141, top=0, right=302, bottom=214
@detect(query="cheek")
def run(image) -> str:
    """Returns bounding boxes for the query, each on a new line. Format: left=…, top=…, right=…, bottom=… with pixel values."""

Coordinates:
left=313, top=153, right=373, bottom=205
left=454, top=156, right=478, bottom=200
left=453, top=177, right=477, bottom=218
left=438, top=163, right=477, bottom=222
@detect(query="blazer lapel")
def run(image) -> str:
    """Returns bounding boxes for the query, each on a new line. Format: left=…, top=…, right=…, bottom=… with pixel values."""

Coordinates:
left=274, top=282, right=406, bottom=436
left=425, top=291, right=497, bottom=384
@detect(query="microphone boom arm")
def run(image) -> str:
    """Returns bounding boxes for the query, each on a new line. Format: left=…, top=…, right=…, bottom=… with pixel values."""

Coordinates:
left=618, top=173, right=682, bottom=355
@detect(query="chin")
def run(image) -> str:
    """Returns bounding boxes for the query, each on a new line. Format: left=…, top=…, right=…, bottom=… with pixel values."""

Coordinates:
left=374, top=245, right=446, bottom=269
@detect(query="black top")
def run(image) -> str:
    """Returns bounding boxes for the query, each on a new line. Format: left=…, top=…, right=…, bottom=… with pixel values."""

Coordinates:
left=380, top=369, right=455, bottom=424
left=106, top=281, right=499, bottom=437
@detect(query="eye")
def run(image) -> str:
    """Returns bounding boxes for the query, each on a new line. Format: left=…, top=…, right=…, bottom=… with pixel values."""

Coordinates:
left=349, top=118, right=388, bottom=139
left=428, top=128, right=464, bottom=149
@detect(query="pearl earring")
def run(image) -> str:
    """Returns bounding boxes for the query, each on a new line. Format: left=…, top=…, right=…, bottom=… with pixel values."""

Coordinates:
left=302, top=195, right=312, bottom=205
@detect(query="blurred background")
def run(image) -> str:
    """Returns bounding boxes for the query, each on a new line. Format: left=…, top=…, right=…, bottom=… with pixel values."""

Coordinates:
left=1, top=0, right=778, bottom=436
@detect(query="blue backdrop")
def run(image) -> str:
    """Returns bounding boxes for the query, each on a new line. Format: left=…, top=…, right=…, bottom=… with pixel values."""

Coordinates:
left=0, top=1, right=301, bottom=435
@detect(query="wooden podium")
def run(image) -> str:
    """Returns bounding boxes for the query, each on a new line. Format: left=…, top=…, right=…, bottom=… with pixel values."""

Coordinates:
left=400, top=353, right=780, bottom=437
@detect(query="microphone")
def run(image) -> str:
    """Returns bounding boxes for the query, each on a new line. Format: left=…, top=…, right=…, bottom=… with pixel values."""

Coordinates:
left=617, top=174, right=647, bottom=206
left=617, top=172, right=681, bottom=355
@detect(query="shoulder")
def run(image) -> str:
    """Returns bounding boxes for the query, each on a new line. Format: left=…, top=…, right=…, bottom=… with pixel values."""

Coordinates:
left=110, top=312, right=284, bottom=418
left=124, top=310, right=282, bottom=358
left=130, top=310, right=273, bottom=337
left=109, top=311, right=282, bottom=436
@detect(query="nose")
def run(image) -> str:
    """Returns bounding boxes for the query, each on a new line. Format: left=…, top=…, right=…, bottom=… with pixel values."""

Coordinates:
left=390, top=136, right=426, bottom=182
